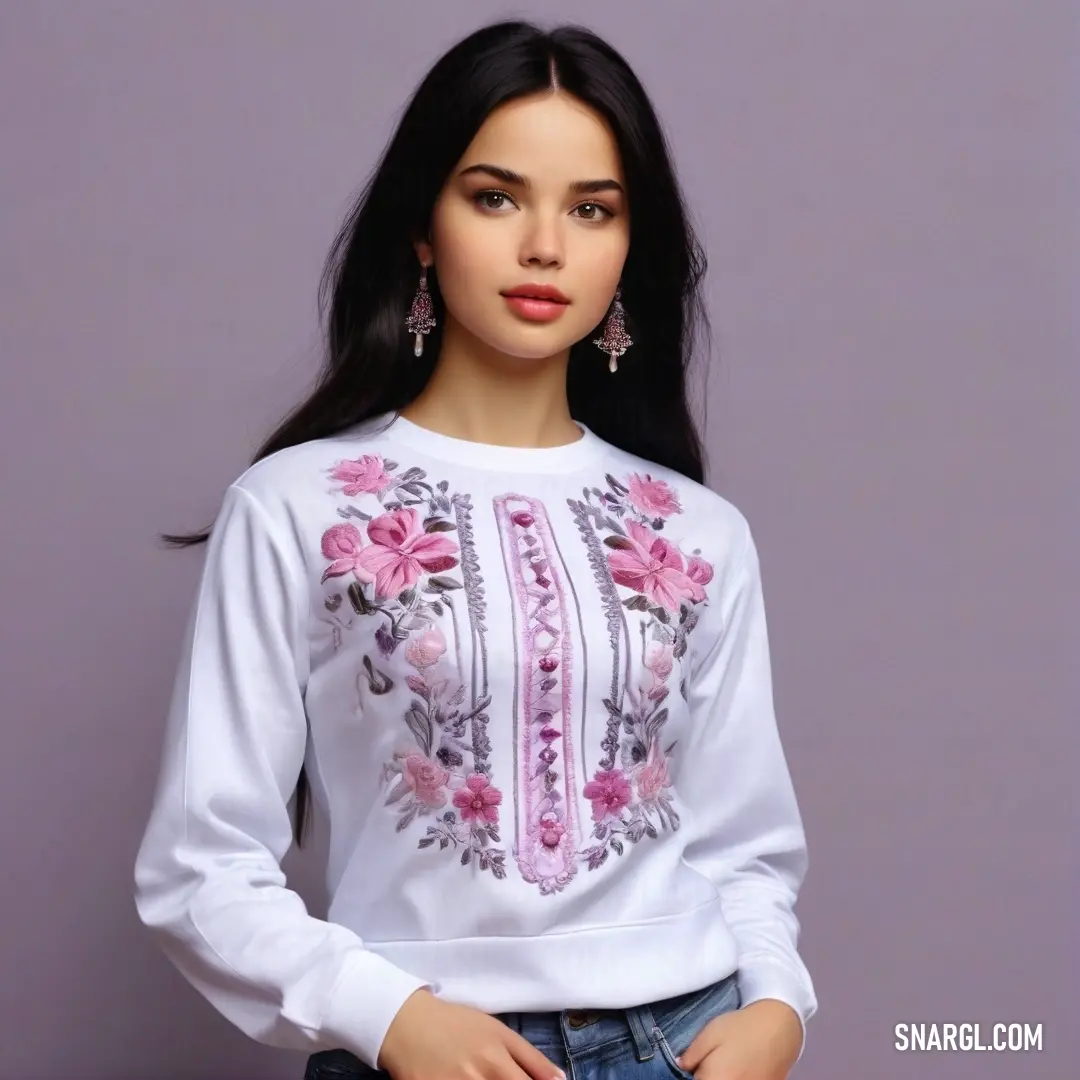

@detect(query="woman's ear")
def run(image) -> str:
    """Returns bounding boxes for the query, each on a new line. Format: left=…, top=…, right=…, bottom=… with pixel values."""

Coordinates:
left=413, top=237, right=434, bottom=267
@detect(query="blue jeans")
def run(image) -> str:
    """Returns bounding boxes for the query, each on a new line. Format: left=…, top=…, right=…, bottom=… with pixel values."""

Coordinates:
left=304, top=971, right=742, bottom=1080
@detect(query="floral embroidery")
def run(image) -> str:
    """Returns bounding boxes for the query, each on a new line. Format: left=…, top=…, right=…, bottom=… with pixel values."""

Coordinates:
left=322, top=452, right=506, bottom=879
left=320, top=508, right=459, bottom=596
left=453, top=774, right=503, bottom=824
left=635, top=740, right=672, bottom=805
left=329, top=454, right=395, bottom=496
left=582, top=769, right=632, bottom=822
left=319, top=451, right=713, bottom=890
left=400, top=751, right=450, bottom=808
left=494, top=496, right=580, bottom=895
left=567, top=471, right=713, bottom=872
left=608, top=519, right=704, bottom=611
left=626, top=472, right=683, bottom=519
left=643, top=640, right=675, bottom=698
left=405, top=625, right=447, bottom=670
left=320, top=523, right=368, bottom=582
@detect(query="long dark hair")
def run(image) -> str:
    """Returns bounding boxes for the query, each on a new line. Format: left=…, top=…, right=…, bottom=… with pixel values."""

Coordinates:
left=162, top=19, right=713, bottom=849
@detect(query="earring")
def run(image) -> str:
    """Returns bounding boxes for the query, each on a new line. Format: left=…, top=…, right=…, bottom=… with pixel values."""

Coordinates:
left=593, top=286, right=632, bottom=373
left=406, top=263, right=435, bottom=357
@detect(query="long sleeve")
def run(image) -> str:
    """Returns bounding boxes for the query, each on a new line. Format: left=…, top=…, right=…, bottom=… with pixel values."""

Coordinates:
left=132, top=483, right=430, bottom=1068
left=680, top=517, right=817, bottom=1061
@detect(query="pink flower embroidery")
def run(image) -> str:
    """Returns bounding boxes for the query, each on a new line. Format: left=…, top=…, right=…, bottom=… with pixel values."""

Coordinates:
left=453, top=773, right=503, bottom=824
left=686, top=555, right=714, bottom=602
left=403, top=753, right=450, bottom=808
left=583, top=769, right=632, bottom=822
left=643, top=641, right=674, bottom=681
left=627, top=473, right=682, bottom=518
left=643, top=641, right=675, bottom=698
left=406, top=625, right=447, bottom=670
left=607, top=520, right=698, bottom=611
left=636, top=743, right=671, bottom=804
left=320, top=523, right=368, bottom=583
left=329, top=454, right=394, bottom=496
left=356, top=508, right=459, bottom=598
left=539, top=812, right=566, bottom=849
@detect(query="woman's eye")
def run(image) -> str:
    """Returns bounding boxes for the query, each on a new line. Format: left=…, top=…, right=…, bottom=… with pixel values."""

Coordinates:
left=575, top=202, right=613, bottom=221
left=475, top=190, right=513, bottom=210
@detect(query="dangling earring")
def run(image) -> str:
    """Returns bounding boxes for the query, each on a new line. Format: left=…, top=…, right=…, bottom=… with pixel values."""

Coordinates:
left=593, top=286, right=632, bottom=373
left=406, top=263, right=435, bottom=357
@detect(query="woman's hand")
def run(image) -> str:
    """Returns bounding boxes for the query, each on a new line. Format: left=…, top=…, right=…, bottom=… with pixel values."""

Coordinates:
left=676, top=999, right=803, bottom=1080
left=378, top=988, right=566, bottom=1080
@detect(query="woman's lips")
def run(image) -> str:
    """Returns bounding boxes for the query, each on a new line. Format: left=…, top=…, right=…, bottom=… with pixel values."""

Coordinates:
left=502, top=295, right=570, bottom=322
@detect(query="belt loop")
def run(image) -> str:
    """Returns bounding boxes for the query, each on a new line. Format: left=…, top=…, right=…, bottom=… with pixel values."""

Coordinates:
left=625, top=1004, right=657, bottom=1061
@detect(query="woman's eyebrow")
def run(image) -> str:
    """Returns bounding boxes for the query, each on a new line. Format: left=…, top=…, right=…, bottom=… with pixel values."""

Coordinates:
left=457, top=163, right=624, bottom=196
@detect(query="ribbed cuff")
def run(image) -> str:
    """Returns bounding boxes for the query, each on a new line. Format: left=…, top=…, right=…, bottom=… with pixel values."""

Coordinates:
left=736, top=957, right=816, bottom=1064
left=319, top=951, right=436, bottom=1069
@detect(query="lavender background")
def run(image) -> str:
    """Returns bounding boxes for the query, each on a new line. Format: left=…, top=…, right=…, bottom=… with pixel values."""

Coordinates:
left=1, top=2, right=1076, bottom=1077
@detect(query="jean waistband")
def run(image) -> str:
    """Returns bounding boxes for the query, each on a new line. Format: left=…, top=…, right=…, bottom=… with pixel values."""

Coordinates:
left=495, top=970, right=740, bottom=1056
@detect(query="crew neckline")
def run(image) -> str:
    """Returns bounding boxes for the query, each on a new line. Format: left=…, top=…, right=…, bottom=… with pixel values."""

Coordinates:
left=367, top=411, right=605, bottom=473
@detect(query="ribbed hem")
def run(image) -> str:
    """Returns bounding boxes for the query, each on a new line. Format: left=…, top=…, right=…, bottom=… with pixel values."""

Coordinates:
left=319, top=951, right=435, bottom=1069
left=372, top=411, right=605, bottom=473
left=736, top=956, right=817, bottom=1063
left=361, top=894, right=739, bottom=1014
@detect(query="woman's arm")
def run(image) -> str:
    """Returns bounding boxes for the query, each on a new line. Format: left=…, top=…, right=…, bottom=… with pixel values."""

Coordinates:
left=133, top=483, right=430, bottom=1068
left=679, top=515, right=817, bottom=1061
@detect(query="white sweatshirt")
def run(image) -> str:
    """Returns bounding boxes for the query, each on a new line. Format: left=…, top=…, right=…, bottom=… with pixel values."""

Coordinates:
left=133, top=412, right=817, bottom=1068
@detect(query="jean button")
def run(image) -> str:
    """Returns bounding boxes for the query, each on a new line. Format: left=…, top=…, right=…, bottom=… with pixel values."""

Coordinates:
left=566, top=1011, right=588, bottom=1028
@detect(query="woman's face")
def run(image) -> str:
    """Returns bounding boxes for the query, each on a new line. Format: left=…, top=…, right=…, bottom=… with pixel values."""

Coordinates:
left=416, top=91, right=630, bottom=363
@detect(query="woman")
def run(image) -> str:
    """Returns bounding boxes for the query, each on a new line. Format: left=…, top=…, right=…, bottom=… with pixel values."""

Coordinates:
left=135, top=19, right=817, bottom=1080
